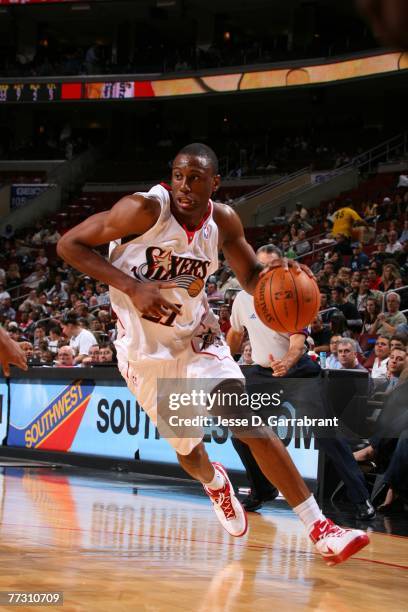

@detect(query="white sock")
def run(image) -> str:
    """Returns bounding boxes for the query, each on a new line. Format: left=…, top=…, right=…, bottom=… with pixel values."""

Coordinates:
left=204, top=468, right=225, bottom=490
left=293, top=495, right=325, bottom=532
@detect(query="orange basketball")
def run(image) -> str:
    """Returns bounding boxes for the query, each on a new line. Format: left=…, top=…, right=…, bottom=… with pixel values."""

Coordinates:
left=254, top=267, right=320, bottom=333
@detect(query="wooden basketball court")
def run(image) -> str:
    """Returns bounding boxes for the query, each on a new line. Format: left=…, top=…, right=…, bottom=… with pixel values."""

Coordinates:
left=0, top=464, right=406, bottom=611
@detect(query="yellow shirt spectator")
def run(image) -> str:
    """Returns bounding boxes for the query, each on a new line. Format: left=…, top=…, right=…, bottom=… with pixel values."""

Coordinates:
left=331, top=207, right=363, bottom=238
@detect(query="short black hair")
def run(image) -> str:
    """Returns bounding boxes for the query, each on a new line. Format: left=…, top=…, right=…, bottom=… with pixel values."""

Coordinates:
left=175, top=142, right=219, bottom=174
left=61, top=311, right=79, bottom=326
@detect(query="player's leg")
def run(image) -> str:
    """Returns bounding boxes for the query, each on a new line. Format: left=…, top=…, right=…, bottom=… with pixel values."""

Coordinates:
left=237, top=433, right=310, bottom=506
left=177, top=441, right=248, bottom=537
left=121, top=360, right=247, bottom=537
left=176, top=441, right=214, bottom=482
left=237, top=431, right=369, bottom=565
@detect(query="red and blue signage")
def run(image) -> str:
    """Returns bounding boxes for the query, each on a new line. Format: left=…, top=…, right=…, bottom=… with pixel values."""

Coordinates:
left=8, top=379, right=94, bottom=451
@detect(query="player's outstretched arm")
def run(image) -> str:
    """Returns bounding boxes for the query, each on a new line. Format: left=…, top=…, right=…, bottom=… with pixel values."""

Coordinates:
left=57, top=195, right=181, bottom=318
left=0, top=327, right=28, bottom=377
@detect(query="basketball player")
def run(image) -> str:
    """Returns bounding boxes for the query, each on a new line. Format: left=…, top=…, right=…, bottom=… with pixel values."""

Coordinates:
left=57, top=143, right=369, bottom=565
left=0, top=326, right=27, bottom=376
left=227, top=244, right=375, bottom=520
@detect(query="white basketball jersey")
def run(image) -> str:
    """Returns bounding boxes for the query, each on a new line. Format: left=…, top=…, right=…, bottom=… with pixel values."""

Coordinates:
left=109, top=184, right=219, bottom=363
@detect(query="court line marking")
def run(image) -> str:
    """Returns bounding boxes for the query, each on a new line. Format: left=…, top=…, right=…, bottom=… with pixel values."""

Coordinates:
left=2, top=521, right=407, bottom=571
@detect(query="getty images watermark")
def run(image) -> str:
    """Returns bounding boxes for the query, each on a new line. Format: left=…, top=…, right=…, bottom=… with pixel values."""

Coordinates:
left=166, top=388, right=339, bottom=430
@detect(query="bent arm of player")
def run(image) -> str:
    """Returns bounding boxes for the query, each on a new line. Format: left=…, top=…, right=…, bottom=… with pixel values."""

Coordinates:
left=57, top=195, right=181, bottom=318
left=0, top=327, right=28, bottom=377
left=269, top=333, right=307, bottom=377
left=215, top=204, right=313, bottom=294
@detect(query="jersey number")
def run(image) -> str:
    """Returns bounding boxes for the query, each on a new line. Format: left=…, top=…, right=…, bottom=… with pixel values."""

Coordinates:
left=142, top=304, right=182, bottom=327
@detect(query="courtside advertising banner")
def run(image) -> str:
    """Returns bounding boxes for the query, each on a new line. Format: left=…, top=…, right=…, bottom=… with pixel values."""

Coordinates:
left=7, top=377, right=318, bottom=479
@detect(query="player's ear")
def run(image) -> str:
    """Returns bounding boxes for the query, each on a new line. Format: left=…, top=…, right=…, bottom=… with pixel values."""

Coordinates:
left=212, top=174, right=221, bottom=193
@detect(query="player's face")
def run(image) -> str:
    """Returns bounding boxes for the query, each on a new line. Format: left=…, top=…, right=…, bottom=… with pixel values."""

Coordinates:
left=171, top=154, right=220, bottom=223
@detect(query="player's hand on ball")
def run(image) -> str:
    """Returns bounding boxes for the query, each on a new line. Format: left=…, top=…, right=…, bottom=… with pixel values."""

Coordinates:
left=126, top=281, right=182, bottom=318
left=259, top=257, right=314, bottom=279
left=269, top=354, right=289, bottom=377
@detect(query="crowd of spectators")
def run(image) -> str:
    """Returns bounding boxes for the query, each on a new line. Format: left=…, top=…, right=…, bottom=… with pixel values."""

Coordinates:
left=0, top=220, right=116, bottom=368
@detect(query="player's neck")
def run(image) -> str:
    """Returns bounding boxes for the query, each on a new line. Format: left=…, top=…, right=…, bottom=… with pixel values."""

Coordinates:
left=170, top=199, right=210, bottom=230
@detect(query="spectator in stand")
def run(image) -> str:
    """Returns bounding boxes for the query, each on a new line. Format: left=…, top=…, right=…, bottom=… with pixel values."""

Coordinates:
left=43, top=225, right=61, bottom=244
left=18, top=290, right=38, bottom=313
left=0, top=283, right=11, bottom=303
left=390, top=333, right=408, bottom=351
left=24, top=264, right=47, bottom=290
left=364, top=335, right=390, bottom=377
left=373, top=348, right=408, bottom=394
left=331, top=285, right=363, bottom=327
left=399, top=220, right=408, bottom=244
left=98, top=343, right=117, bottom=364
left=378, top=262, right=400, bottom=292
left=74, top=302, right=96, bottom=326
left=35, top=248, right=48, bottom=267
left=33, top=326, right=47, bottom=349
left=41, top=350, right=54, bottom=366
left=47, top=275, right=69, bottom=302
left=293, top=229, right=311, bottom=256
left=237, top=341, right=254, bottom=365
left=347, top=276, right=382, bottom=314
left=385, top=229, right=403, bottom=254
left=0, top=297, right=16, bottom=321
left=371, top=292, right=407, bottom=336
left=362, top=297, right=381, bottom=334
left=337, top=266, right=352, bottom=287
left=310, top=315, right=331, bottom=353
left=337, top=338, right=367, bottom=371
left=280, top=235, right=297, bottom=259
left=19, top=341, right=34, bottom=360
left=326, top=335, right=342, bottom=368
left=82, top=344, right=100, bottom=366
left=371, top=238, right=389, bottom=268
left=19, top=312, right=32, bottom=333
left=95, top=282, right=110, bottom=306
left=206, top=280, right=224, bottom=303
left=350, top=242, right=369, bottom=271
left=60, top=311, right=97, bottom=365
left=48, top=325, right=62, bottom=354
left=367, top=267, right=382, bottom=290
left=218, top=304, right=231, bottom=337
left=6, top=263, right=21, bottom=289
left=55, top=345, right=76, bottom=367
left=217, top=266, right=241, bottom=296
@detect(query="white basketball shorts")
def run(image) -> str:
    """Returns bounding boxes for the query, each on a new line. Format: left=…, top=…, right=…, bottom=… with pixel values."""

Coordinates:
left=118, top=341, right=244, bottom=455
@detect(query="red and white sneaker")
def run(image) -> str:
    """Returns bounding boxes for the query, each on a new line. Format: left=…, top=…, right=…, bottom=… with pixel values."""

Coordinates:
left=309, top=518, right=369, bottom=566
left=203, top=462, right=248, bottom=537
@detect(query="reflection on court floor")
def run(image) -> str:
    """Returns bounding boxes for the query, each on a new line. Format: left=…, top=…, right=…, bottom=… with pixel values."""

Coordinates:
left=0, top=467, right=406, bottom=611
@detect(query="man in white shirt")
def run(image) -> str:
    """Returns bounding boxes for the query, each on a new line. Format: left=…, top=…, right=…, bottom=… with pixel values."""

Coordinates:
left=61, top=311, right=97, bottom=365
left=385, top=230, right=403, bottom=254
left=370, top=336, right=390, bottom=379
left=227, top=245, right=375, bottom=520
